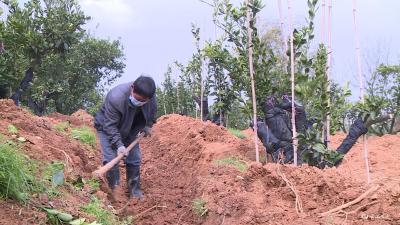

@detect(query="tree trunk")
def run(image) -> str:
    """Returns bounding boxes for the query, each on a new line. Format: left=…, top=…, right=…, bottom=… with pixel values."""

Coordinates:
left=10, top=68, right=34, bottom=106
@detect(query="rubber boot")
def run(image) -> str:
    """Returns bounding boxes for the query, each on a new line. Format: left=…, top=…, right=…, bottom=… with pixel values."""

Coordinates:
left=105, top=164, right=120, bottom=189
left=105, top=164, right=122, bottom=203
left=126, top=164, right=142, bottom=199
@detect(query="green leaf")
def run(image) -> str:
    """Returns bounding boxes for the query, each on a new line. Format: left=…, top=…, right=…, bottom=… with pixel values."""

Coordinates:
left=52, top=170, right=64, bottom=186
left=57, top=212, right=73, bottom=222
left=44, top=208, right=61, bottom=215
left=313, top=143, right=326, bottom=153
left=69, top=218, right=86, bottom=225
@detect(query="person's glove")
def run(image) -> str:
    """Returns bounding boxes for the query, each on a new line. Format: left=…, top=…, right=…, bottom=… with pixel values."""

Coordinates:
left=117, top=146, right=129, bottom=156
left=143, top=126, right=152, bottom=137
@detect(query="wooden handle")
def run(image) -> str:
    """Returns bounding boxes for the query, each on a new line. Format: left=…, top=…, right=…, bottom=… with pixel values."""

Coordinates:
left=92, top=132, right=145, bottom=178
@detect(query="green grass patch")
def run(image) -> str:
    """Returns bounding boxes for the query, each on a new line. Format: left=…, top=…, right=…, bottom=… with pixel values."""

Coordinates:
left=228, top=128, right=246, bottom=139
left=213, top=156, right=248, bottom=172
left=81, top=197, right=131, bottom=225
left=86, top=178, right=100, bottom=191
left=54, top=121, right=70, bottom=133
left=7, top=124, right=18, bottom=135
left=71, top=126, right=96, bottom=146
left=0, top=140, right=35, bottom=201
left=192, top=198, right=208, bottom=217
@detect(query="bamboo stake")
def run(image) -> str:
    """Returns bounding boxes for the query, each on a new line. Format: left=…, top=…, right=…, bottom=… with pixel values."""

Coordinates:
left=246, top=0, right=260, bottom=163
left=220, top=108, right=223, bottom=126
left=288, top=0, right=298, bottom=166
left=277, top=0, right=287, bottom=57
left=321, top=0, right=326, bottom=43
left=352, top=0, right=371, bottom=184
left=177, top=84, right=180, bottom=113
left=352, top=0, right=364, bottom=99
left=163, top=93, right=167, bottom=115
left=326, top=0, right=332, bottom=148
left=200, top=73, right=204, bottom=121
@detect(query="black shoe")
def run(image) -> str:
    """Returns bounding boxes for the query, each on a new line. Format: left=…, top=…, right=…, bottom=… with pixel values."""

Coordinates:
left=126, top=164, right=143, bottom=198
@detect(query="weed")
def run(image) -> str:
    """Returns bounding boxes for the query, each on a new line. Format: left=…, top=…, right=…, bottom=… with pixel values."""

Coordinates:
left=86, top=178, right=100, bottom=191
left=228, top=128, right=246, bottom=139
left=259, top=154, right=267, bottom=164
left=214, top=156, right=248, bottom=172
left=7, top=124, right=18, bottom=135
left=54, top=121, right=70, bottom=133
left=81, top=197, right=122, bottom=225
left=71, top=126, right=96, bottom=146
left=192, top=198, right=208, bottom=217
left=0, top=140, right=35, bottom=201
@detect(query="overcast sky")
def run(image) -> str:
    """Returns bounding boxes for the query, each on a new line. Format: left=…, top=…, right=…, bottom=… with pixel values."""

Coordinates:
left=7, top=0, right=400, bottom=100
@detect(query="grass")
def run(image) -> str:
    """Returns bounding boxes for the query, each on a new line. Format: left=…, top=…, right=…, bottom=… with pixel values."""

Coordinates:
left=0, top=139, right=35, bottom=201
left=71, top=126, right=96, bottom=146
left=228, top=128, right=246, bottom=139
left=86, top=178, right=100, bottom=191
left=213, top=156, right=248, bottom=172
left=192, top=198, right=208, bottom=217
left=81, top=197, right=131, bottom=225
left=53, top=121, right=70, bottom=133
left=7, top=124, right=18, bottom=135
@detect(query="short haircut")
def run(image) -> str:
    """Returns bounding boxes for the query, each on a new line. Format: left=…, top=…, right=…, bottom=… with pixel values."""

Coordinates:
left=132, top=75, right=156, bottom=99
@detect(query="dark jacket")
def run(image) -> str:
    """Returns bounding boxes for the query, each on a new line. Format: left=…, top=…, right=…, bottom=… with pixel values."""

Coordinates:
left=94, top=82, right=157, bottom=149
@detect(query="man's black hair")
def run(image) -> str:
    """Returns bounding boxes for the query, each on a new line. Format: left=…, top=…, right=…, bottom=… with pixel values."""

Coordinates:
left=132, top=75, right=156, bottom=98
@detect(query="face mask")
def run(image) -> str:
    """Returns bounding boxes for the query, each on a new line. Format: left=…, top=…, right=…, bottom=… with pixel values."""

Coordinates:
left=129, top=95, right=147, bottom=107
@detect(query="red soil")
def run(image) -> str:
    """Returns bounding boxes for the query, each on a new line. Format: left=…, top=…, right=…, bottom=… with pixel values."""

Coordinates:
left=0, top=103, right=399, bottom=225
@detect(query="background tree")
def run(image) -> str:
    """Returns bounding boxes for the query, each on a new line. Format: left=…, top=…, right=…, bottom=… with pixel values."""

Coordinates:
left=351, top=64, right=400, bottom=135
left=31, top=37, right=125, bottom=115
left=0, top=0, right=125, bottom=115
left=203, top=39, right=236, bottom=125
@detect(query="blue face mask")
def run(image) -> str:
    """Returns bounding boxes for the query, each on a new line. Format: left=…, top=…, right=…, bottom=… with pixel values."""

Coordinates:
left=129, top=95, right=147, bottom=107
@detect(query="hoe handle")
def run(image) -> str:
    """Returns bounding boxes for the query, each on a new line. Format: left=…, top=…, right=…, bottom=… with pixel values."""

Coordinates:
left=93, top=132, right=145, bottom=178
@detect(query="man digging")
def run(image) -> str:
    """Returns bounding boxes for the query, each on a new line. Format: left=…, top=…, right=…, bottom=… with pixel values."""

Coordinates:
left=94, top=75, right=157, bottom=205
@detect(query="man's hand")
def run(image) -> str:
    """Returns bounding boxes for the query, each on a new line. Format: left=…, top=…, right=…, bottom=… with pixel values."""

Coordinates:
left=143, top=126, right=152, bottom=137
left=117, top=146, right=129, bottom=156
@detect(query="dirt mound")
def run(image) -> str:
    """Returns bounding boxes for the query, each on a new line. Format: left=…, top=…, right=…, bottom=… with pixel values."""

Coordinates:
left=71, top=109, right=94, bottom=124
left=49, top=109, right=93, bottom=127
left=0, top=106, right=399, bottom=225
left=0, top=100, right=100, bottom=224
left=0, top=100, right=99, bottom=175
left=124, top=114, right=253, bottom=224
left=134, top=114, right=400, bottom=224
left=331, top=133, right=400, bottom=186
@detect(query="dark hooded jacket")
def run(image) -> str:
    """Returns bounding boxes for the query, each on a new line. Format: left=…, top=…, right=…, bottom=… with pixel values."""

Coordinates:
left=94, top=82, right=157, bottom=149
